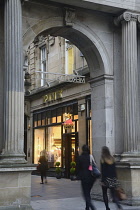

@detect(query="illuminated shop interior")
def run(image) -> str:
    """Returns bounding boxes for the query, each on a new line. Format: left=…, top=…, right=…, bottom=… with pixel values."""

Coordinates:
left=33, top=97, right=91, bottom=174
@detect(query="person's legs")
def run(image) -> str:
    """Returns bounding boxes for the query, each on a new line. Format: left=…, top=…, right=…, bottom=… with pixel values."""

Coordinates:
left=110, top=188, right=123, bottom=209
left=81, top=181, right=89, bottom=209
left=44, top=170, right=47, bottom=183
left=40, top=171, right=44, bottom=184
left=81, top=180, right=96, bottom=210
left=102, top=186, right=110, bottom=210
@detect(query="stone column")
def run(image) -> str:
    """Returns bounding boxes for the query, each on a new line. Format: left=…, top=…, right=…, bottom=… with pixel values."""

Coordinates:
left=0, top=0, right=26, bottom=163
left=115, top=12, right=140, bottom=161
left=90, top=75, right=115, bottom=164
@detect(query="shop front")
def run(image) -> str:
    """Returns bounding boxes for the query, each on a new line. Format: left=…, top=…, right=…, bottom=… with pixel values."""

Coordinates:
left=32, top=96, right=91, bottom=178
left=33, top=100, right=79, bottom=177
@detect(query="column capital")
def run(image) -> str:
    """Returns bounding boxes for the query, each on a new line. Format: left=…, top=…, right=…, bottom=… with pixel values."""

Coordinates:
left=114, top=11, right=140, bottom=26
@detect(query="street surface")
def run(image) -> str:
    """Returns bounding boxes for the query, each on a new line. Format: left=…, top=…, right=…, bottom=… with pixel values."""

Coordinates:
left=31, top=176, right=140, bottom=210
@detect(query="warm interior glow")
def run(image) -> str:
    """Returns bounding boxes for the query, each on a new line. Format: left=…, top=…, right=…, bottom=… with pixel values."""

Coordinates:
left=34, top=129, right=45, bottom=164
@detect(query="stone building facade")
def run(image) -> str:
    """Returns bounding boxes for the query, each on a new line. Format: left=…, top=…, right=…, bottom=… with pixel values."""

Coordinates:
left=0, top=0, right=140, bottom=209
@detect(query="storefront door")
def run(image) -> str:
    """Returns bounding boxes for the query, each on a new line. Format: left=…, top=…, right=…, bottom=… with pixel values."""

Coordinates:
left=62, top=132, right=79, bottom=178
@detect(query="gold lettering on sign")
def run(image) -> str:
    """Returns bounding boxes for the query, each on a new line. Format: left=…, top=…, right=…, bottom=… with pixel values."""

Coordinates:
left=43, top=95, right=48, bottom=103
left=49, top=92, right=56, bottom=101
left=56, top=90, right=62, bottom=99
left=43, top=90, right=63, bottom=103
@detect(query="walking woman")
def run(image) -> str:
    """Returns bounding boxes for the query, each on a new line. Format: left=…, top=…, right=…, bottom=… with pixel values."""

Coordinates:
left=100, top=146, right=123, bottom=210
left=77, top=144, right=96, bottom=210
left=38, top=150, right=48, bottom=184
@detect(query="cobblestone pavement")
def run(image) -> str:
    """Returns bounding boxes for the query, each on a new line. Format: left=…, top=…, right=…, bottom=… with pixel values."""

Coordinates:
left=31, top=175, right=140, bottom=210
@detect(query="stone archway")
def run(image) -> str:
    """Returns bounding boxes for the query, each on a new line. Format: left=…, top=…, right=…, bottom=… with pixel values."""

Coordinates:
left=23, top=3, right=115, bottom=164
left=22, top=3, right=112, bottom=77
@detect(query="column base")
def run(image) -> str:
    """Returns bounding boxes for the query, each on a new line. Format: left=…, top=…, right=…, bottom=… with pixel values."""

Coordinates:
left=120, top=152, right=140, bottom=162
left=0, top=153, right=27, bottom=164
left=116, top=161, right=140, bottom=206
left=0, top=164, right=36, bottom=209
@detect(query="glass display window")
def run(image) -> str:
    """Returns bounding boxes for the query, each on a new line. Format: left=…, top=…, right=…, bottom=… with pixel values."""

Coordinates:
left=52, top=109, right=56, bottom=123
left=34, top=128, right=45, bottom=163
left=57, top=107, right=62, bottom=123
left=42, top=112, right=46, bottom=126
left=33, top=100, right=79, bottom=165
left=47, top=111, right=51, bottom=124
left=77, top=120, right=79, bottom=132
left=67, top=105, right=73, bottom=117
left=86, top=97, right=91, bottom=118
left=38, top=113, right=41, bottom=126
left=47, top=125, right=62, bottom=167
left=33, top=114, right=37, bottom=127
left=73, top=103, right=78, bottom=120
left=62, top=107, right=67, bottom=122
left=45, top=112, right=48, bottom=125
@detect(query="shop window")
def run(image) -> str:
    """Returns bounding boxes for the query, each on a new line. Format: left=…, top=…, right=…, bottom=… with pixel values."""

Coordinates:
left=45, top=112, right=48, bottom=125
left=42, top=112, right=46, bottom=126
left=47, top=111, right=51, bottom=124
left=71, top=121, right=75, bottom=133
left=47, top=125, right=62, bottom=167
left=33, top=101, right=79, bottom=167
left=71, top=137, right=76, bottom=162
left=33, top=114, right=37, bottom=127
left=52, top=109, right=56, bottom=123
left=38, top=113, right=41, bottom=126
left=62, top=107, right=67, bottom=122
left=86, top=98, right=91, bottom=118
left=73, top=103, right=78, bottom=120
left=34, top=128, right=45, bottom=163
left=77, top=120, right=79, bottom=132
left=67, top=105, right=73, bottom=115
left=57, top=107, right=62, bottom=123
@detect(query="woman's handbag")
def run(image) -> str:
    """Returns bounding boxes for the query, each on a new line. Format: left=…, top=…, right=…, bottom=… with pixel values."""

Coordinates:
left=88, top=155, right=101, bottom=178
left=116, top=187, right=127, bottom=200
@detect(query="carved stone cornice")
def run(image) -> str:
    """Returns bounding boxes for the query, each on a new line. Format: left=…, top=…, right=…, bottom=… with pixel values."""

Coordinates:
left=114, top=11, right=140, bottom=26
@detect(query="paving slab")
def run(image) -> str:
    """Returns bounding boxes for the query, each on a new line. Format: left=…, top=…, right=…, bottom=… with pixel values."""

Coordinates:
left=31, top=175, right=140, bottom=210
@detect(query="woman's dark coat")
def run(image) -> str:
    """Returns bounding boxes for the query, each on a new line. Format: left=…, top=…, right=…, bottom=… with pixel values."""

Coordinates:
left=77, top=152, right=95, bottom=182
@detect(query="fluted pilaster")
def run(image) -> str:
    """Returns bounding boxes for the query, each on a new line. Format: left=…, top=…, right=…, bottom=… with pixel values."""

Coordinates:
left=0, top=0, right=26, bottom=163
left=115, top=12, right=140, bottom=161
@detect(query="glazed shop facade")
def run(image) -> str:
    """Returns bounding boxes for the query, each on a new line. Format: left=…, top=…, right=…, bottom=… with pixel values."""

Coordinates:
left=25, top=82, right=92, bottom=177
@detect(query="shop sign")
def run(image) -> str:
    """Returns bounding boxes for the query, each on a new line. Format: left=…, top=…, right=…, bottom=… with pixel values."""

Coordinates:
left=36, top=71, right=85, bottom=84
left=57, top=74, right=85, bottom=83
left=43, top=90, right=63, bottom=103
left=62, top=118, right=74, bottom=129
left=62, top=113, right=74, bottom=129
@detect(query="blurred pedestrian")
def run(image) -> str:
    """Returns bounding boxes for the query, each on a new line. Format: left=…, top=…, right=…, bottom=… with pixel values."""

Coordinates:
left=77, top=144, right=96, bottom=210
left=100, top=146, right=123, bottom=210
left=38, top=149, right=48, bottom=184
